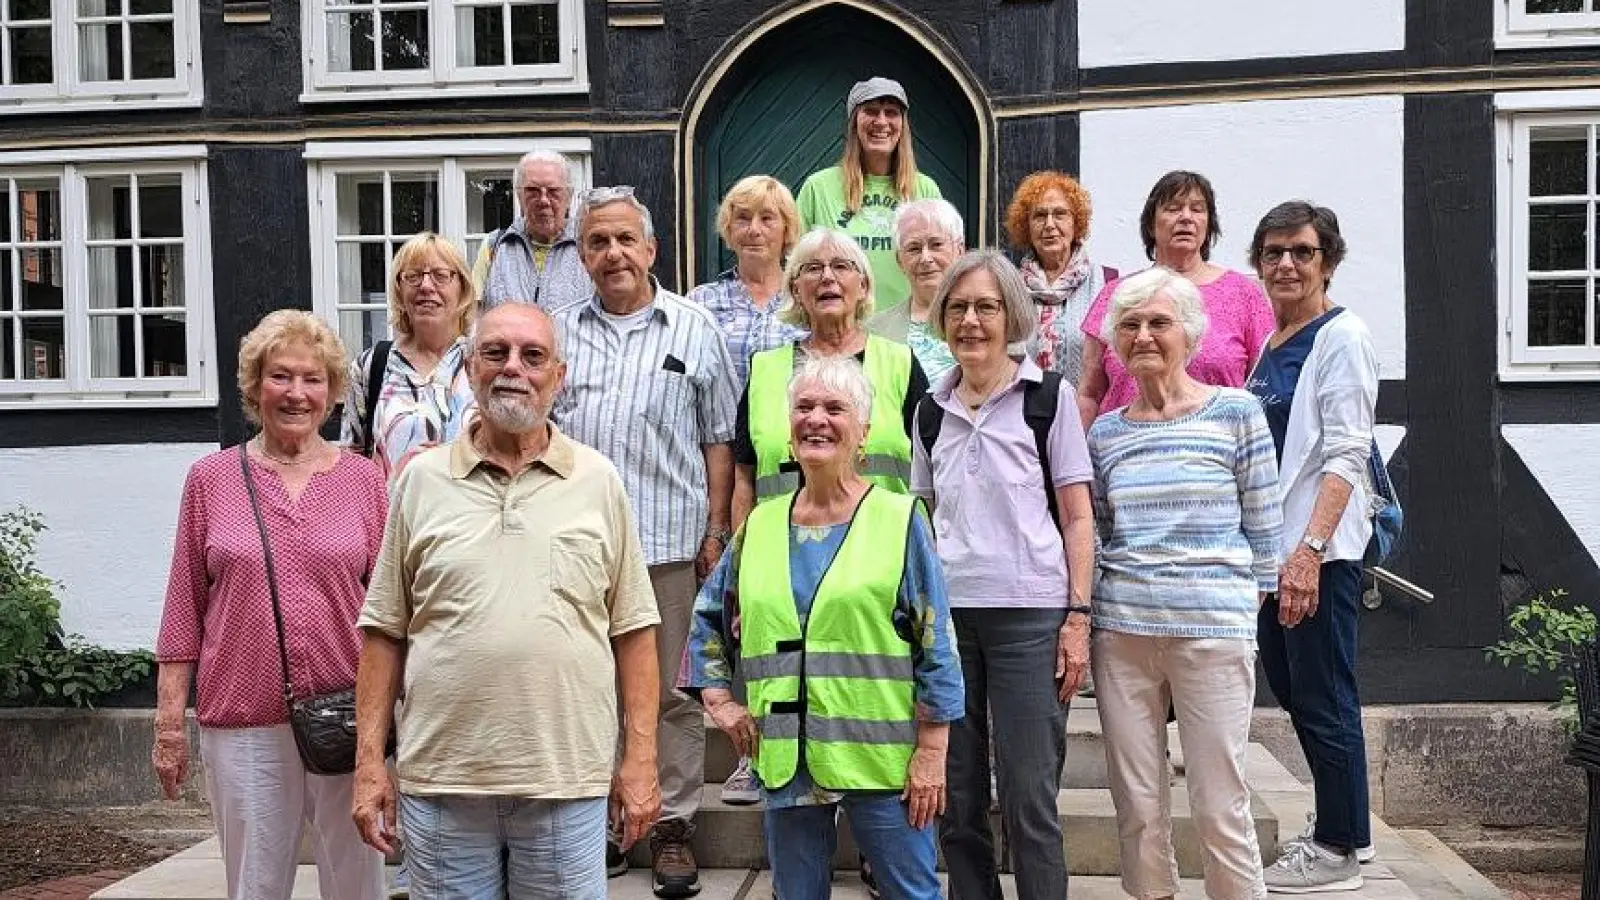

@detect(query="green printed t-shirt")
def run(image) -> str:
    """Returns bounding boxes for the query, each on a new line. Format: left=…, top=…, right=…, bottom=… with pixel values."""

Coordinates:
left=796, top=166, right=942, bottom=313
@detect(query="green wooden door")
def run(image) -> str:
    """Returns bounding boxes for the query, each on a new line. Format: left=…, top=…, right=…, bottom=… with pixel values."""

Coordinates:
left=695, top=7, right=978, bottom=283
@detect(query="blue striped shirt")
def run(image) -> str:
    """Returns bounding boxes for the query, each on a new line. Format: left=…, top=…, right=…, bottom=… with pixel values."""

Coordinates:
left=1087, top=388, right=1282, bottom=639
left=553, top=282, right=740, bottom=566
left=687, top=269, right=807, bottom=390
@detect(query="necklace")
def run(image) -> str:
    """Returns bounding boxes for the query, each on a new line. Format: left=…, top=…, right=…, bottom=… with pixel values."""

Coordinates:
left=957, top=360, right=1016, bottom=411
left=255, top=436, right=324, bottom=467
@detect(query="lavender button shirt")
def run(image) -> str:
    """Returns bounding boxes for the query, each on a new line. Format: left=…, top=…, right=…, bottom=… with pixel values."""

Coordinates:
left=910, top=357, right=1094, bottom=608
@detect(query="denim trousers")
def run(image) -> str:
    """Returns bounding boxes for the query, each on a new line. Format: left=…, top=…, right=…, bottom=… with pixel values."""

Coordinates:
left=398, top=793, right=607, bottom=900
left=1257, top=559, right=1371, bottom=851
left=764, top=793, right=941, bottom=900
left=940, top=607, right=1069, bottom=900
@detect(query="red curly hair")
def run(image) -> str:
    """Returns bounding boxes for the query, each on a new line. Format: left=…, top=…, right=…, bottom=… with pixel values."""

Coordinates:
left=1004, top=171, right=1093, bottom=257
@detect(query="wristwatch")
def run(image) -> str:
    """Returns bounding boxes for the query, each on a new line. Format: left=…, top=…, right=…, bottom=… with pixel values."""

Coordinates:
left=705, top=525, right=733, bottom=545
left=1300, top=535, right=1329, bottom=556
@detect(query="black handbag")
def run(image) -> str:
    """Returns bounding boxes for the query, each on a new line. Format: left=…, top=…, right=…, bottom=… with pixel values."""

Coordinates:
left=239, top=443, right=390, bottom=776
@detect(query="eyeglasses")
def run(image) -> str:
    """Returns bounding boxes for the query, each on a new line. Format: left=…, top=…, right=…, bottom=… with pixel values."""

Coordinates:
left=476, top=343, right=557, bottom=371
left=1260, top=244, right=1323, bottom=266
left=1115, top=316, right=1177, bottom=336
left=520, top=186, right=567, bottom=200
left=399, top=268, right=459, bottom=287
left=898, top=238, right=953, bottom=257
left=797, top=259, right=861, bottom=279
left=943, top=300, right=1003, bottom=322
left=580, top=185, right=636, bottom=207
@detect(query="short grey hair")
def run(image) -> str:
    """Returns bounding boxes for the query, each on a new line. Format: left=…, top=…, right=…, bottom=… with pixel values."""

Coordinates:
left=894, top=198, right=965, bottom=248
left=787, top=354, right=874, bottom=426
left=780, top=227, right=875, bottom=327
left=1099, top=266, right=1208, bottom=357
left=467, top=304, right=566, bottom=364
left=930, top=249, right=1038, bottom=344
left=575, top=186, right=655, bottom=242
left=512, top=150, right=573, bottom=194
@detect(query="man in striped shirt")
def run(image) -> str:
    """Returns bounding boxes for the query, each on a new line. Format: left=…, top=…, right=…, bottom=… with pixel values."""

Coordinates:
left=553, top=186, right=738, bottom=900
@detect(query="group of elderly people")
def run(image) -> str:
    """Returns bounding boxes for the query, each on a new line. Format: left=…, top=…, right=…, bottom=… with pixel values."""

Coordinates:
left=151, top=72, right=1381, bottom=900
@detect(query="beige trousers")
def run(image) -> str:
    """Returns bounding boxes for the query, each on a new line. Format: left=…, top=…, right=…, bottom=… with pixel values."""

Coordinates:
left=650, top=561, right=705, bottom=824
left=1091, top=630, right=1266, bottom=900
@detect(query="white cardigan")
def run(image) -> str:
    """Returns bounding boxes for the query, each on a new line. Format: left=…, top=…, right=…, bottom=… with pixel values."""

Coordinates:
left=1265, top=308, right=1380, bottom=564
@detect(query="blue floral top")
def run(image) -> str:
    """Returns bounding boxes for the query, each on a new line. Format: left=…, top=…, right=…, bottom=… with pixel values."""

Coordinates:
left=683, top=507, right=964, bottom=808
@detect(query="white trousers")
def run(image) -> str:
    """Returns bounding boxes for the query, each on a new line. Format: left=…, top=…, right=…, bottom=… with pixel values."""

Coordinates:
left=1091, top=631, right=1266, bottom=900
left=200, top=724, right=385, bottom=900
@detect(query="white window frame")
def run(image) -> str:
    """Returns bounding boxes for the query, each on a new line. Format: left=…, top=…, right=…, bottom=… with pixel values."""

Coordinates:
left=1497, top=0, right=1600, bottom=49
left=305, top=138, right=591, bottom=343
left=0, top=0, right=201, bottom=115
left=0, top=144, right=216, bottom=409
left=301, top=0, right=586, bottom=104
left=1497, top=98, right=1600, bottom=381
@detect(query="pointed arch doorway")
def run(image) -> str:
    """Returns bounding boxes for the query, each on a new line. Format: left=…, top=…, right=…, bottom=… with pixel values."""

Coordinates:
left=682, top=2, right=991, bottom=287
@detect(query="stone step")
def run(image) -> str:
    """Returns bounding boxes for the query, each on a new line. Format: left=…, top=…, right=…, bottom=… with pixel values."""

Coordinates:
left=624, top=782, right=1278, bottom=877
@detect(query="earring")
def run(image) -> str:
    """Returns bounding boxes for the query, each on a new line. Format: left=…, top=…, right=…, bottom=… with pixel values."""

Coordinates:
left=856, top=446, right=867, bottom=468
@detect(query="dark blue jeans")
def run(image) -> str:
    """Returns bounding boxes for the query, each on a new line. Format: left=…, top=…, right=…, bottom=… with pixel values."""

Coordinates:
left=1257, top=559, right=1370, bottom=851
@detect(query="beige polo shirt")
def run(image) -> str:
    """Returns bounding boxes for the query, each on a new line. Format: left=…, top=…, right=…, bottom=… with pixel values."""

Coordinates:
left=358, top=423, right=659, bottom=797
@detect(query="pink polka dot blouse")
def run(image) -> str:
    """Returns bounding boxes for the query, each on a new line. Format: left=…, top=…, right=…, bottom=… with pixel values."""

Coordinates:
left=156, top=446, right=388, bottom=728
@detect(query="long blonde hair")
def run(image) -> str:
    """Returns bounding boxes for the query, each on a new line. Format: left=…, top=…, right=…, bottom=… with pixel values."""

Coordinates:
left=840, top=106, right=919, bottom=214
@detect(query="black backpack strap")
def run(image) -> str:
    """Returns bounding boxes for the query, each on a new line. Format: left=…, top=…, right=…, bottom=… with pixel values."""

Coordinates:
left=915, top=394, right=943, bottom=459
left=1024, top=371, right=1064, bottom=528
left=360, top=340, right=392, bottom=458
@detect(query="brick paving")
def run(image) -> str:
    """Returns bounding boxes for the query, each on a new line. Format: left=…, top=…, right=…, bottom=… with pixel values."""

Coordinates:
left=0, top=870, right=130, bottom=900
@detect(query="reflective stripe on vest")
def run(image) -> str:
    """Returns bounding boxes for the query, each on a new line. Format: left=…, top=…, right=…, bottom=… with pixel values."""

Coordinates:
left=738, top=488, right=919, bottom=791
left=745, top=337, right=914, bottom=502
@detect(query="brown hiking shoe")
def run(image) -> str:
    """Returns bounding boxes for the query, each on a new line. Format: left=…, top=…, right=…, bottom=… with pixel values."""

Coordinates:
left=650, top=818, right=701, bottom=898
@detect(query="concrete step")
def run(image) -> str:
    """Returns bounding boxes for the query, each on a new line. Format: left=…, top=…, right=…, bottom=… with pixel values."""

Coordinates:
left=624, top=782, right=1278, bottom=877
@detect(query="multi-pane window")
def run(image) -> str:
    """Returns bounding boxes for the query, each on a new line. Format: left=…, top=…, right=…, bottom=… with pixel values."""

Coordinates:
left=0, top=153, right=211, bottom=405
left=1503, top=0, right=1600, bottom=47
left=1506, top=118, right=1600, bottom=373
left=307, top=142, right=587, bottom=352
left=0, top=0, right=198, bottom=111
left=307, top=0, right=582, bottom=98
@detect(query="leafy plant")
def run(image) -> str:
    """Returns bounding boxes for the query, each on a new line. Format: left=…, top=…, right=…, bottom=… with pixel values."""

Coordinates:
left=0, top=507, right=62, bottom=669
left=1, top=637, right=155, bottom=708
left=1485, top=588, right=1599, bottom=732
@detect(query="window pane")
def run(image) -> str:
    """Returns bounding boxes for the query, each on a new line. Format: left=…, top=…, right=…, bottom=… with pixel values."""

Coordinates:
left=381, top=9, right=428, bottom=70
left=129, top=21, right=175, bottom=79
left=19, top=249, right=63, bottom=310
left=333, top=241, right=391, bottom=341
left=1528, top=279, right=1588, bottom=346
left=129, top=0, right=174, bottom=13
left=13, top=0, right=53, bottom=18
left=86, top=177, right=132, bottom=240
left=22, top=316, right=65, bottom=379
left=390, top=174, right=438, bottom=234
left=16, top=180, right=62, bottom=243
left=0, top=318, right=12, bottom=379
left=1530, top=130, right=1588, bottom=197
left=327, top=10, right=376, bottom=73
left=9, top=26, right=54, bottom=84
left=510, top=1, right=558, bottom=66
left=339, top=308, right=388, bottom=353
left=139, top=179, right=183, bottom=238
left=142, top=312, right=185, bottom=376
left=465, top=171, right=513, bottom=234
left=1526, top=0, right=1583, bottom=11
left=78, top=23, right=125, bottom=81
left=87, top=246, right=133, bottom=309
left=1528, top=203, right=1587, bottom=271
left=335, top=174, right=387, bottom=236
left=90, top=314, right=135, bottom=377
left=458, top=5, right=503, bottom=67
left=76, top=0, right=118, bottom=15
left=142, top=245, right=183, bottom=308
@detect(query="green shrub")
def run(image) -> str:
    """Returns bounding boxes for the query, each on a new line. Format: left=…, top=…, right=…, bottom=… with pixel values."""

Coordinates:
left=0, top=507, right=62, bottom=669
left=1485, top=588, right=1599, bottom=732
left=2, top=637, right=155, bottom=708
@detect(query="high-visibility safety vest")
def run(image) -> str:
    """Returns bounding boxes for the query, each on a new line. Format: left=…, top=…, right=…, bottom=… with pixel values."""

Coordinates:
left=745, top=336, right=913, bottom=501
left=739, top=487, right=920, bottom=791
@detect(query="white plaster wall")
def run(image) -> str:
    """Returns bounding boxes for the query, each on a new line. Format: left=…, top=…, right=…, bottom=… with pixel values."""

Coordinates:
left=0, top=444, right=214, bottom=650
left=1079, top=0, right=1406, bottom=69
left=1080, top=96, right=1407, bottom=377
left=1375, top=425, right=1405, bottom=463
left=1503, top=425, right=1600, bottom=568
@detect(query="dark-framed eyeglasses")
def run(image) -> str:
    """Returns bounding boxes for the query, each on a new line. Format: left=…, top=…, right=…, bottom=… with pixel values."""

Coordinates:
left=1260, top=244, right=1323, bottom=266
left=399, top=268, right=459, bottom=287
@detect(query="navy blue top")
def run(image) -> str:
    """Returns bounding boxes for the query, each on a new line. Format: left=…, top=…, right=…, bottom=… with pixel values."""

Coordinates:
left=1246, top=307, right=1342, bottom=461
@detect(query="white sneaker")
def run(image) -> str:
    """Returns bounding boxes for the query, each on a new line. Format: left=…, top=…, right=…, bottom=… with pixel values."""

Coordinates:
left=1285, top=812, right=1376, bottom=864
left=721, top=756, right=760, bottom=805
left=1264, top=840, right=1363, bottom=894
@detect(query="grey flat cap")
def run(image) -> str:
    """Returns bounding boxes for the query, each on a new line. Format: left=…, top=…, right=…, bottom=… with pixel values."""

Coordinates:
left=847, top=77, right=909, bottom=115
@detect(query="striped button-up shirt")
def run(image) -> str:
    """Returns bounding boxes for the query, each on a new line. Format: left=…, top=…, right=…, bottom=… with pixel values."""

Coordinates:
left=686, top=269, right=807, bottom=390
left=554, top=282, right=740, bottom=566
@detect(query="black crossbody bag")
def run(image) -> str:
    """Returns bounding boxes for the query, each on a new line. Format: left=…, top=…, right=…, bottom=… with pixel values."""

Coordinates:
left=239, top=443, right=390, bottom=775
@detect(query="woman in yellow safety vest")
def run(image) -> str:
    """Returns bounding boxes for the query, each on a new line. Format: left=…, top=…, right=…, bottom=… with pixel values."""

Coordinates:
left=731, top=227, right=929, bottom=527
left=682, top=354, right=963, bottom=900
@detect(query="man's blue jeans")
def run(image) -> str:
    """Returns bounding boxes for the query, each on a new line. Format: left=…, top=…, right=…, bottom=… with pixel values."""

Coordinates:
left=764, top=793, right=941, bottom=900
left=398, top=793, right=607, bottom=899
left=1257, top=559, right=1371, bottom=851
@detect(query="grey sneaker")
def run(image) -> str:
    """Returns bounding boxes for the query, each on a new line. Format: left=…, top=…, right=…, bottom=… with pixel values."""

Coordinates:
left=721, top=756, right=760, bottom=805
left=1285, top=812, right=1376, bottom=864
left=1264, top=839, right=1363, bottom=893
